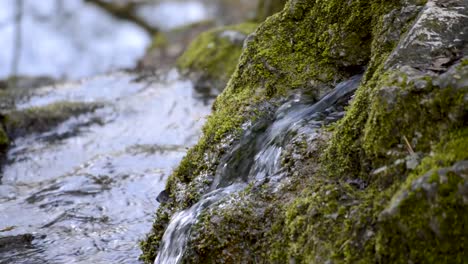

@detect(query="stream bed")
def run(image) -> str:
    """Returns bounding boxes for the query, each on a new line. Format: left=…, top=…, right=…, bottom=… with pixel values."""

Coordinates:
left=0, top=70, right=212, bottom=263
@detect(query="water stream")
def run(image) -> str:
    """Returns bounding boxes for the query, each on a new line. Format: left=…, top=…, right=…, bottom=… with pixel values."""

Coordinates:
left=154, top=75, right=363, bottom=264
left=0, top=70, right=213, bottom=263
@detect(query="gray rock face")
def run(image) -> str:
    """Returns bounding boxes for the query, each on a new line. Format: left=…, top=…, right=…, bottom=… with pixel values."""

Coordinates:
left=386, top=0, right=468, bottom=71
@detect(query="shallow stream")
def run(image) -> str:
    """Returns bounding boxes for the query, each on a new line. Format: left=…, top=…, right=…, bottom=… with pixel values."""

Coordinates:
left=0, top=70, right=212, bottom=263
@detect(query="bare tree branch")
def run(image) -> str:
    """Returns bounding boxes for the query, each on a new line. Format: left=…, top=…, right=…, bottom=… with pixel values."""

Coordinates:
left=84, top=0, right=158, bottom=35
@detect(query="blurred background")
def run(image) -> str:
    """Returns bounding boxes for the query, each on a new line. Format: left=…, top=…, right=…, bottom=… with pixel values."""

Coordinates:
left=0, top=0, right=262, bottom=81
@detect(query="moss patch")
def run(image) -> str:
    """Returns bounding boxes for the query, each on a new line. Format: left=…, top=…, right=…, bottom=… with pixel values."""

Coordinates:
left=376, top=129, right=468, bottom=263
left=4, top=101, right=103, bottom=139
left=139, top=20, right=216, bottom=69
left=177, top=22, right=259, bottom=93
left=140, top=0, right=413, bottom=262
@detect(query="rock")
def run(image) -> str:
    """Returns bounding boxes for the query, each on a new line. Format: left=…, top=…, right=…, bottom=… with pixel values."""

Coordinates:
left=406, top=153, right=422, bottom=170
left=0, top=234, right=34, bottom=252
left=141, top=0, right=468, bottom=263
left=3, top=101, right=103, bottom=140
left=377, top=160, right=468, bottom=263
left=0, top=76, right=56, bottom=91
left=176, top=22, right=259, bottom=96
left=386, top=0, right=468, bottom=71
left=137, top=21, right=216, bottom=70
left=156, top=190, right=169, bottom=204
left=0, top=76, right=58, bottom=111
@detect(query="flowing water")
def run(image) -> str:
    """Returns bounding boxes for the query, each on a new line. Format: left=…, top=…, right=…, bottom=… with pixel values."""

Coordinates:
left=154, top=184, right=245, bottom=264
left=0, top=70, right=213, bottom=263
left=154, top=75, right=363, bottom=264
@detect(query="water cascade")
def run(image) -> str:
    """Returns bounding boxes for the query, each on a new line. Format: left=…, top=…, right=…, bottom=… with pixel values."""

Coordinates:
left=154, top=74, right=363, bottom=264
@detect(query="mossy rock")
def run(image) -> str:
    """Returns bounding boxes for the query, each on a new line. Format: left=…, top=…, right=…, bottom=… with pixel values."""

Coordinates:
left=0, top=76, right=59, bottom=173
left=141, top=0, right=468, bottom=263
left=377, top=159, right=468, bottom=263
left=138, top=20, right=216, bottom=69
left=0, top=101, right=102, bottom=180
left=0, top=76, right=57, bottom=111
left=177, top=22, right=259, bottom=95
left=182, top=63, right=468, bottom=264
left=0, top=123, right=9, bottom=166
left=140, top=0, right=419, bottom=261
left=3, top=101, right=103, bottom=139
left=375, top=128, right=468, bottom=262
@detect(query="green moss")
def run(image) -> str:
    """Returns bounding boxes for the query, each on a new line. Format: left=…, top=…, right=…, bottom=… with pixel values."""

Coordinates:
left=139, top=208, right=171, bottom=262
left=177, top=22, right=259, bottom=92
left=286, top=61, right=468, bottom=262
left=376, top=129, right=468, bottom=263
left=461, top=58, right=468, bottom=67
left=148, top=34, right=168, bottom=51
left=324, top=61, right=468, bottom=183
left=140, top=0, right=465, bottom=263
left=272, top=53, right=468, bottom=264
left=414, top=129, right=468, bottom=176
left=0, top=127, right=8, bottom=147
left=4, top=101, right=103, bottom=138
left=172, top=32, right=467, bottom=264
left=273, top=128, right=468, bottom=263
left=185, top=192, right=274, bottom=263
left=172, top=0, right=404, bottom=186
left=140, top=0, right=407, bottom=261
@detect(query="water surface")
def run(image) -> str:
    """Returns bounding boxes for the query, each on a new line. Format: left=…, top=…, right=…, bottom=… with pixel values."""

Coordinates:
left=0, top=70, right=213, bottom=264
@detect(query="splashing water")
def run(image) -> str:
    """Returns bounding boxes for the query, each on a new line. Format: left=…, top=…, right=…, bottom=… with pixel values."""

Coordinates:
left=154, top=184, right=245, bottom=264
